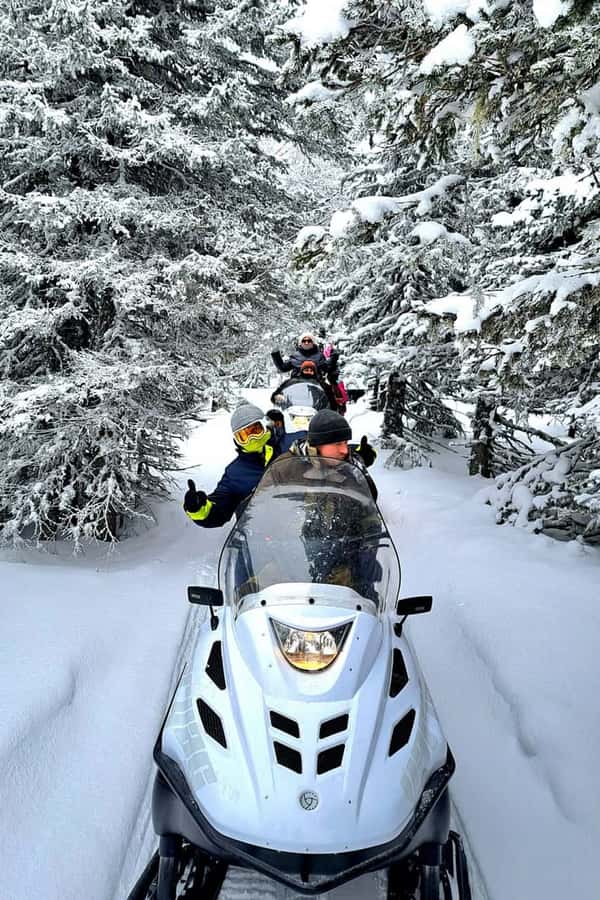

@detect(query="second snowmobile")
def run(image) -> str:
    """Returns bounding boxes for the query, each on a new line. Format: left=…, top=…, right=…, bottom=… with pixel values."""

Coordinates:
left=271, top=377, right=334, bottom=431
left=129, top=455, right=472, bottom=900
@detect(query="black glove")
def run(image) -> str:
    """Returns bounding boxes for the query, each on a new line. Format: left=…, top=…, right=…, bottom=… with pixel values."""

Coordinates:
left=355, top=436, right=377, bottom=467
left=271, top=349, right=285, bottom=372
left=183, top=479, right=208, bottom=513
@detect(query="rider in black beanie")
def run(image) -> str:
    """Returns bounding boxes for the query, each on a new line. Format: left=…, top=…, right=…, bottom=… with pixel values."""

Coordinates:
left=307, top=409, right=352, bottom=447
left=301, top=410, right=378, bottom=498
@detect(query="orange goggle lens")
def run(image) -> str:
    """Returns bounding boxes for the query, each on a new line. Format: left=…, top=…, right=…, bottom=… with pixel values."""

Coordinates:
left=234, top=422, right=265, bottom=444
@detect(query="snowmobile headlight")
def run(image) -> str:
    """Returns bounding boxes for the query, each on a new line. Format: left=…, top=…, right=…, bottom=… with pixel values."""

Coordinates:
left=292, top=415, right=310, bottom=429
left=271, top=619, right=351, bottom=672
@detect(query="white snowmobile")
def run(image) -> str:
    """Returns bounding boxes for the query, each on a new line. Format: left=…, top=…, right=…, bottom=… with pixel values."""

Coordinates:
left=271, top=377, right=334, bottom=432
left=129, top=455, right=472, bottom=900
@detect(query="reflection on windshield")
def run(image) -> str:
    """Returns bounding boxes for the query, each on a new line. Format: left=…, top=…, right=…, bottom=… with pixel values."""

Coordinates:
left=218, top=456, right=400, bottom=612
left=272, top=381, right=330, bottom=412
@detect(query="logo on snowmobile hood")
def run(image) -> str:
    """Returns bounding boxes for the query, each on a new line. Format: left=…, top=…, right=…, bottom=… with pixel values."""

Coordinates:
left=299, top=790, right=319, bottom=811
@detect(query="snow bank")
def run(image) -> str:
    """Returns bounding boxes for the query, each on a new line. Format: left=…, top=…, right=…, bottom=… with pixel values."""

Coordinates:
left=0, top=415, right=233, bottom=900
left=419, top=24, right=476, bottom=74
left=378, top=454, right=600, bottom=900
left=0, top=552, right=193, bottom=900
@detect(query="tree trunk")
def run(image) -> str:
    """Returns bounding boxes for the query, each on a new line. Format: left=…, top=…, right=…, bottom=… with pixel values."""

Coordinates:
left=383, top=372, right=407, bottom=438
left=469, top=395, right=496, bottom=478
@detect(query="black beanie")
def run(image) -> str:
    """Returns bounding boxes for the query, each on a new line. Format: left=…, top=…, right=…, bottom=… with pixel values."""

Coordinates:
left=308, top=409, right=352, bottom=446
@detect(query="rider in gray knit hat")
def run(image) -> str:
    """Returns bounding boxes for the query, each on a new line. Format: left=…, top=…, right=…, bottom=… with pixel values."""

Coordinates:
left=230, top=403, right=265, bottom=438
left=183, top=403, right=305, bottom=528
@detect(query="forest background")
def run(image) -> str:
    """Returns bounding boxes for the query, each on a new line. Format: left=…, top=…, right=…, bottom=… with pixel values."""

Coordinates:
left=1, top=0, right=598, bottom=548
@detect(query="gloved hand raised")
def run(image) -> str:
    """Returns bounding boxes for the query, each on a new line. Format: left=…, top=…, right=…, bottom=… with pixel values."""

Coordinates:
left=183, top=479, right=208, bottom=513
left=271, top=349, right=285, bottom=371
left=355, top=436, right=377, bottom=467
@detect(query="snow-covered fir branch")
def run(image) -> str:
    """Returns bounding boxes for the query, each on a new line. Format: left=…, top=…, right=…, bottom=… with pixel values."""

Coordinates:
left=0, top=0, right=331, bottom=546
left=285, top=0, right=600, bottom=541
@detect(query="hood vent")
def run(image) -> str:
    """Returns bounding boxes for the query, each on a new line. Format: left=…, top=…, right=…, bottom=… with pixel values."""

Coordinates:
left=389, top=648, right=409, bottom=697
left=197, top=698, right=227, bottom=748
left=270, top=710, right=300, bottom=738
left=319, top=714, right=349, bottom=739
left=317, top=744, right=345, bottom=774
left=205, top=641, right=226, bottom=690
left=273, top=741, right=302, bottom=774
left=389, top=709, right=415, bottom=757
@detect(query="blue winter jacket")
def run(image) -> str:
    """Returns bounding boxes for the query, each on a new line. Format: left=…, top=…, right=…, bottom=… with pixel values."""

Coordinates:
left=192, top=429, right=305, bottom=529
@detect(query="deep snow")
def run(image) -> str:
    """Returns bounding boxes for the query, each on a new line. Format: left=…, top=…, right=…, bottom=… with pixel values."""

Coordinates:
left=1, top=392, right=599, bottom=900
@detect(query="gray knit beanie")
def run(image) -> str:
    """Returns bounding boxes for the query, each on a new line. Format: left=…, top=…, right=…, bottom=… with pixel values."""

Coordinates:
left=231, top=403, right=264, bottom=433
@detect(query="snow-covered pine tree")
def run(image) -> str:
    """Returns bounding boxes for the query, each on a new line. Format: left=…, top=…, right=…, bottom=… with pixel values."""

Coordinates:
left=285, top=0, right=600, bottom=541
left=0, top=0, right=317, bottom=544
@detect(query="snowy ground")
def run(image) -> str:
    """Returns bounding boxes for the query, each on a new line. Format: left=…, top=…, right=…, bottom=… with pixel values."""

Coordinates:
left=1, top=391, right=599, bottom=900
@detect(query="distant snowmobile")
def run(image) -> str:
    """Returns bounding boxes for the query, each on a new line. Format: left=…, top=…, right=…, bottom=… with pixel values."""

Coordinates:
left=270, top=376, right=334, bottom=431
left=128, top=455, right=472, bottom=900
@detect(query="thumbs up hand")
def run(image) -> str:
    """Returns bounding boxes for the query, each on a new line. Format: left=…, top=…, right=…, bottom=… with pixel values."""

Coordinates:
left=356, top=436, right=377, bottom=467
left=183, top=479, right=208, bottom=513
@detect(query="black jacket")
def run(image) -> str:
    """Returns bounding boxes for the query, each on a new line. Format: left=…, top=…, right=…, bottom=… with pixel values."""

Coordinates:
left=191, top=429, right=304, bottom=528
left=272, top=345, right=330, bottom=377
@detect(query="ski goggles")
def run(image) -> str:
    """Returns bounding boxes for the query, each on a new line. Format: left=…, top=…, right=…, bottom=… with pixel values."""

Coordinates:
left=234, top=421, right=266, bottom=445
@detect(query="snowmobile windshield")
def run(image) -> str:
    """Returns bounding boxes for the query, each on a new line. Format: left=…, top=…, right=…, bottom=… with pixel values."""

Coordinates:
left=219, top=455, right=400, bottom=614
left=273, top=380, right=330, bottom=412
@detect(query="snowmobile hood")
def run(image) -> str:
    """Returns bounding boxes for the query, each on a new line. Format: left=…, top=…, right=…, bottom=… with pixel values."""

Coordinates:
left=158, top=604, right=448, bottom=854
left=233, top=603, right=379, bottom=700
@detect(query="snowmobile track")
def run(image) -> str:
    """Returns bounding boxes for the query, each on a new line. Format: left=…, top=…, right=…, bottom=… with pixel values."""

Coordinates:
left=449, top=802, right=489, bottom=900
left=219, top=867, right=384, bottom=900
left=219, top=867, right=281, bottom=900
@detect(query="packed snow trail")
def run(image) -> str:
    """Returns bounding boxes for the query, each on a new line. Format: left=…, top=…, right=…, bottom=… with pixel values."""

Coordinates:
left=376, top=443, right=600, bottom=900
left=2, top=393, right=599, bottom=900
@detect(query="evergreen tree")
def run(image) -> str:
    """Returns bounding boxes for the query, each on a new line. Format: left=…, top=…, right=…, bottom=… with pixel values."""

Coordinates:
left=286, top=0, right=600, bottom=541
left=0, top=0, right=315, bottom=544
